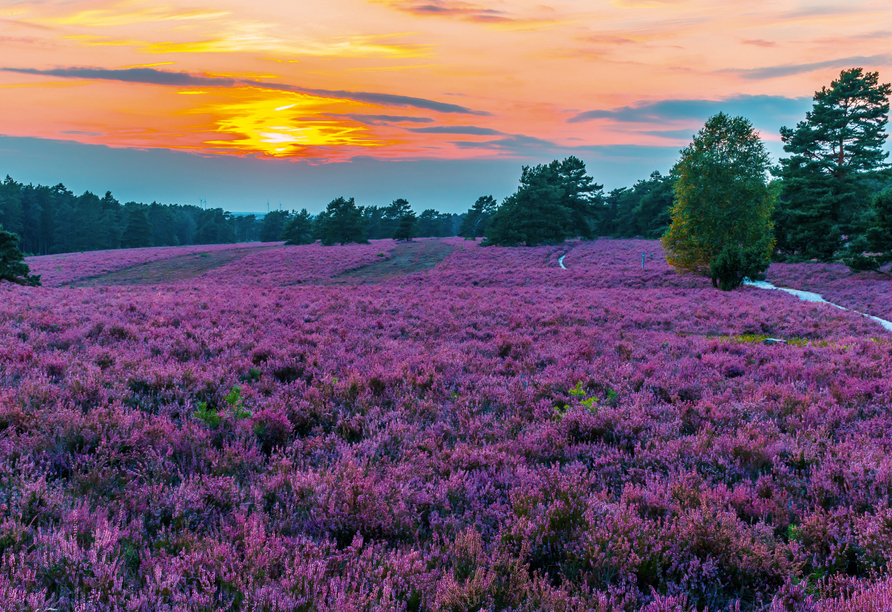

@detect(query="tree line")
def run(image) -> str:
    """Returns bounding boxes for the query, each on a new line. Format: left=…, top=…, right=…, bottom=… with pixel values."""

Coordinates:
left=2, top=67, right=889, bottom=288
left=0, top=179, right=265, bottom=256
left=257, top=200, right=460, bottom=246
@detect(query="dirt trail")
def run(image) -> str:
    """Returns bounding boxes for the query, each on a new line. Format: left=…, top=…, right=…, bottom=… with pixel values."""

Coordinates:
left=71, top=246, right=279, bottom=287
left=328, top=240, right=455, bottom=285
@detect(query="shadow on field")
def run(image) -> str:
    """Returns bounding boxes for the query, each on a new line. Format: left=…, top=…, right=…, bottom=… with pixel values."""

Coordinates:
left=327, top=239, right=456, bottom=285
left=71, top=246, right=279, bottom=287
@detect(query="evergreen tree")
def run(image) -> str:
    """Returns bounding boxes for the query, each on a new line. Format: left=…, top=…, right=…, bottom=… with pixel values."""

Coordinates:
left=121, top=206, right=153, bottom=248
left=775, top=68, right=891, bottom=260
left=393, top=209, right=418, bottom=241
left=557, top=156, right=603, bottom=239
left=459, top=196, right=497, bottom=239
left=485, top=164, right=569, bottom=246
left=260, top=210, right=289, bottom=242
left=148, top=202, right=178, bottom=247
left=234, top=214, right=259, bottom=243
left=0, top=177, right=23, bottom=239
left=282, top=209, right=315, bottom=245
left=381, top=199, right=411, bottom=238
left=484, top=158, right=599, bottom=246
left=845, top=189, right=892, bottom=271
left=662, top=113, right=775, bottom=290
left=597, top=171, right=674, bottom=238
left=0, top=226, right=40, bottom=286
left=316, top=197, right=368, bottom=245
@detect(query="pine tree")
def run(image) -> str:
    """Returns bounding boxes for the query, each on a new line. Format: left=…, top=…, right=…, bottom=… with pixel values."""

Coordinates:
left=775, top=68, right=891, bottom=260
left=316, top=197, right=368, bottom=246
left=121, top=206, right=153, bottom=248
left=282, top=209, right=315, bottom=245
left=260, top=210, right=289, bottom=242
left=845, top=189, right=892, bottom=271
left=485, top=164, right=569, bottom=246
left=483, top=158, right=599, bottom=246
left=381, top=199, right=411, bottom=239
left=557, top=156, right=603, bottom=239
left=393, top=210, right=418, bottom=241
left=0, top=226, right=40, bottom=286
left=459, top=196, right=497, bottom=239
left=662, top=113, right=775, bottom=290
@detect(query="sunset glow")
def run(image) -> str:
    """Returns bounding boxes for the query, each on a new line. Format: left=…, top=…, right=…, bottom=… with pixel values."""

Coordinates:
left=1, top=0, right=890, bottom=207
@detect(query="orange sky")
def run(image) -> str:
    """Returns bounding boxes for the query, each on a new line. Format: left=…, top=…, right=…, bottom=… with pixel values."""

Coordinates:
left=2, top=0, right=890, bottom=161
left=0, top=0, right=890, bottom=210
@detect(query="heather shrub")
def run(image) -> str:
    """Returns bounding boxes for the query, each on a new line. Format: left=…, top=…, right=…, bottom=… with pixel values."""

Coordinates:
left=1, top=239, right=892, bottom=609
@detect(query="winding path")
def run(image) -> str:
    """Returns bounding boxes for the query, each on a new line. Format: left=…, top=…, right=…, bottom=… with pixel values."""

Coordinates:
left=743, top=279, right=892, bottom=332
left=555, top=254, right=892, bottom=333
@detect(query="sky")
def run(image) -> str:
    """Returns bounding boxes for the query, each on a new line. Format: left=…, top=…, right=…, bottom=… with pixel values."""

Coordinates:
left=1, top=0, right=891, bottom=213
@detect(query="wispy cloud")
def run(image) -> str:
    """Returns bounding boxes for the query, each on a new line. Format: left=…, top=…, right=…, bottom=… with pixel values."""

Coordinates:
left=719, top=53, right=892, bottom=79
left=408, top=125, right=504, bottom=135
left=327, top=114, right=436, bottom=126
left=2, top=66, right=491, bottom=115
left=568, top=95, right=812, bottom=130
left=452, top=134, right=556, bottom=154
left=381, top=0, right=515, bottom=23
left=60, top=130, right=102, bottom=137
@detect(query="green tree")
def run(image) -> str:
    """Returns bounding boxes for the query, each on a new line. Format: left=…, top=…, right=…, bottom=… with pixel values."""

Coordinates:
left=417, top=209, right=453, bottom=237
left=393, top=209, right=418, bottom=241
left=662, top=113, right=775, bottom=290
left=484, top=158, right=599, bottom=246
left=598, top=171, right=674, bottom=238
left=316, top=197, right=368, bottom=245
left=260, top=210, right=289, bottom=242
left=0, top=226, right=40, bottom=286
left=121, top=206, right=153, bottom=248
left=774, top=68, right=891, bottom=260
left=459, top=196, right=497, bottom=239
left=0, top=177, right=24, bottom=239
left=282, top=209, right=315, bottom=245
left=845, top=189, right=892, bottom=271
left=381, top=199, right=411, bottom=239
left=557, top=156, right=603, bottom=239
left=485, top=165, right=568, bottom=246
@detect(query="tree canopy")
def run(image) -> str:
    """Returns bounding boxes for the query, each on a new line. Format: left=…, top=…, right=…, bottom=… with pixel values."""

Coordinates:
left=599, top=171, right=674, bottom=239
left=459, top=196, right=497, bottom=239
left=774, top=68, right=891, bottom=260
left=316, top=197, right=368, bottom=246
left=281, top=209, right=315, bottom=245
left=484, top=157, right=602, bottom=246
left=0, top=226, right=40, bottom=286
left=662, top=113, right=775, bottom=290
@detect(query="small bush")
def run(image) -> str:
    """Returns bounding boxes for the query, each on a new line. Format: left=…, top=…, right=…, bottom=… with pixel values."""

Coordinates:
left=709, top=241, right=771, bottom=291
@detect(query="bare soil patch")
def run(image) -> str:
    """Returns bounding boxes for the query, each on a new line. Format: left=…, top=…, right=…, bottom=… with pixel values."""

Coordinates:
left=328, top=240, right=455, bottom=285
left=71, top=246, right=279, bottom=287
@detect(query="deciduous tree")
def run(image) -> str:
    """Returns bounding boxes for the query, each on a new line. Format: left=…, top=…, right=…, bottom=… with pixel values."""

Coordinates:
left=662, top=113, right=775, bottom=290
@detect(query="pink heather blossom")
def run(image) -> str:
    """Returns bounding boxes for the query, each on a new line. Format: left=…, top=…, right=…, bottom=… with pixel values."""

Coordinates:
left=1, top=238, right=890, bottom=611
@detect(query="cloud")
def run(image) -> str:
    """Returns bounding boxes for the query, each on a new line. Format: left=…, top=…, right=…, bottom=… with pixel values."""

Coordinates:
left=408, top=125, right=504, bottom=135
left=382, top=1, right=514, bottom=23
left=637, top=128, right=698, bottom=140
left=452, top=133, right=557, bottom=153
left=327, top=114, right=436, bottom=126
left=719, top=53, right=892, bottom=80
left=60, top=130, right=103, bottom=137
left=568, top=95, right=812, bottom=127
left=2, top=66, right=491, bottom=115
left=742, top=39, right=776, bottom=47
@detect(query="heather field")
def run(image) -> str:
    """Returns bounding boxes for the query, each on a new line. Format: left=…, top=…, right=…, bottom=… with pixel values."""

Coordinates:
left=5, top=238, right=892, bottom=611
